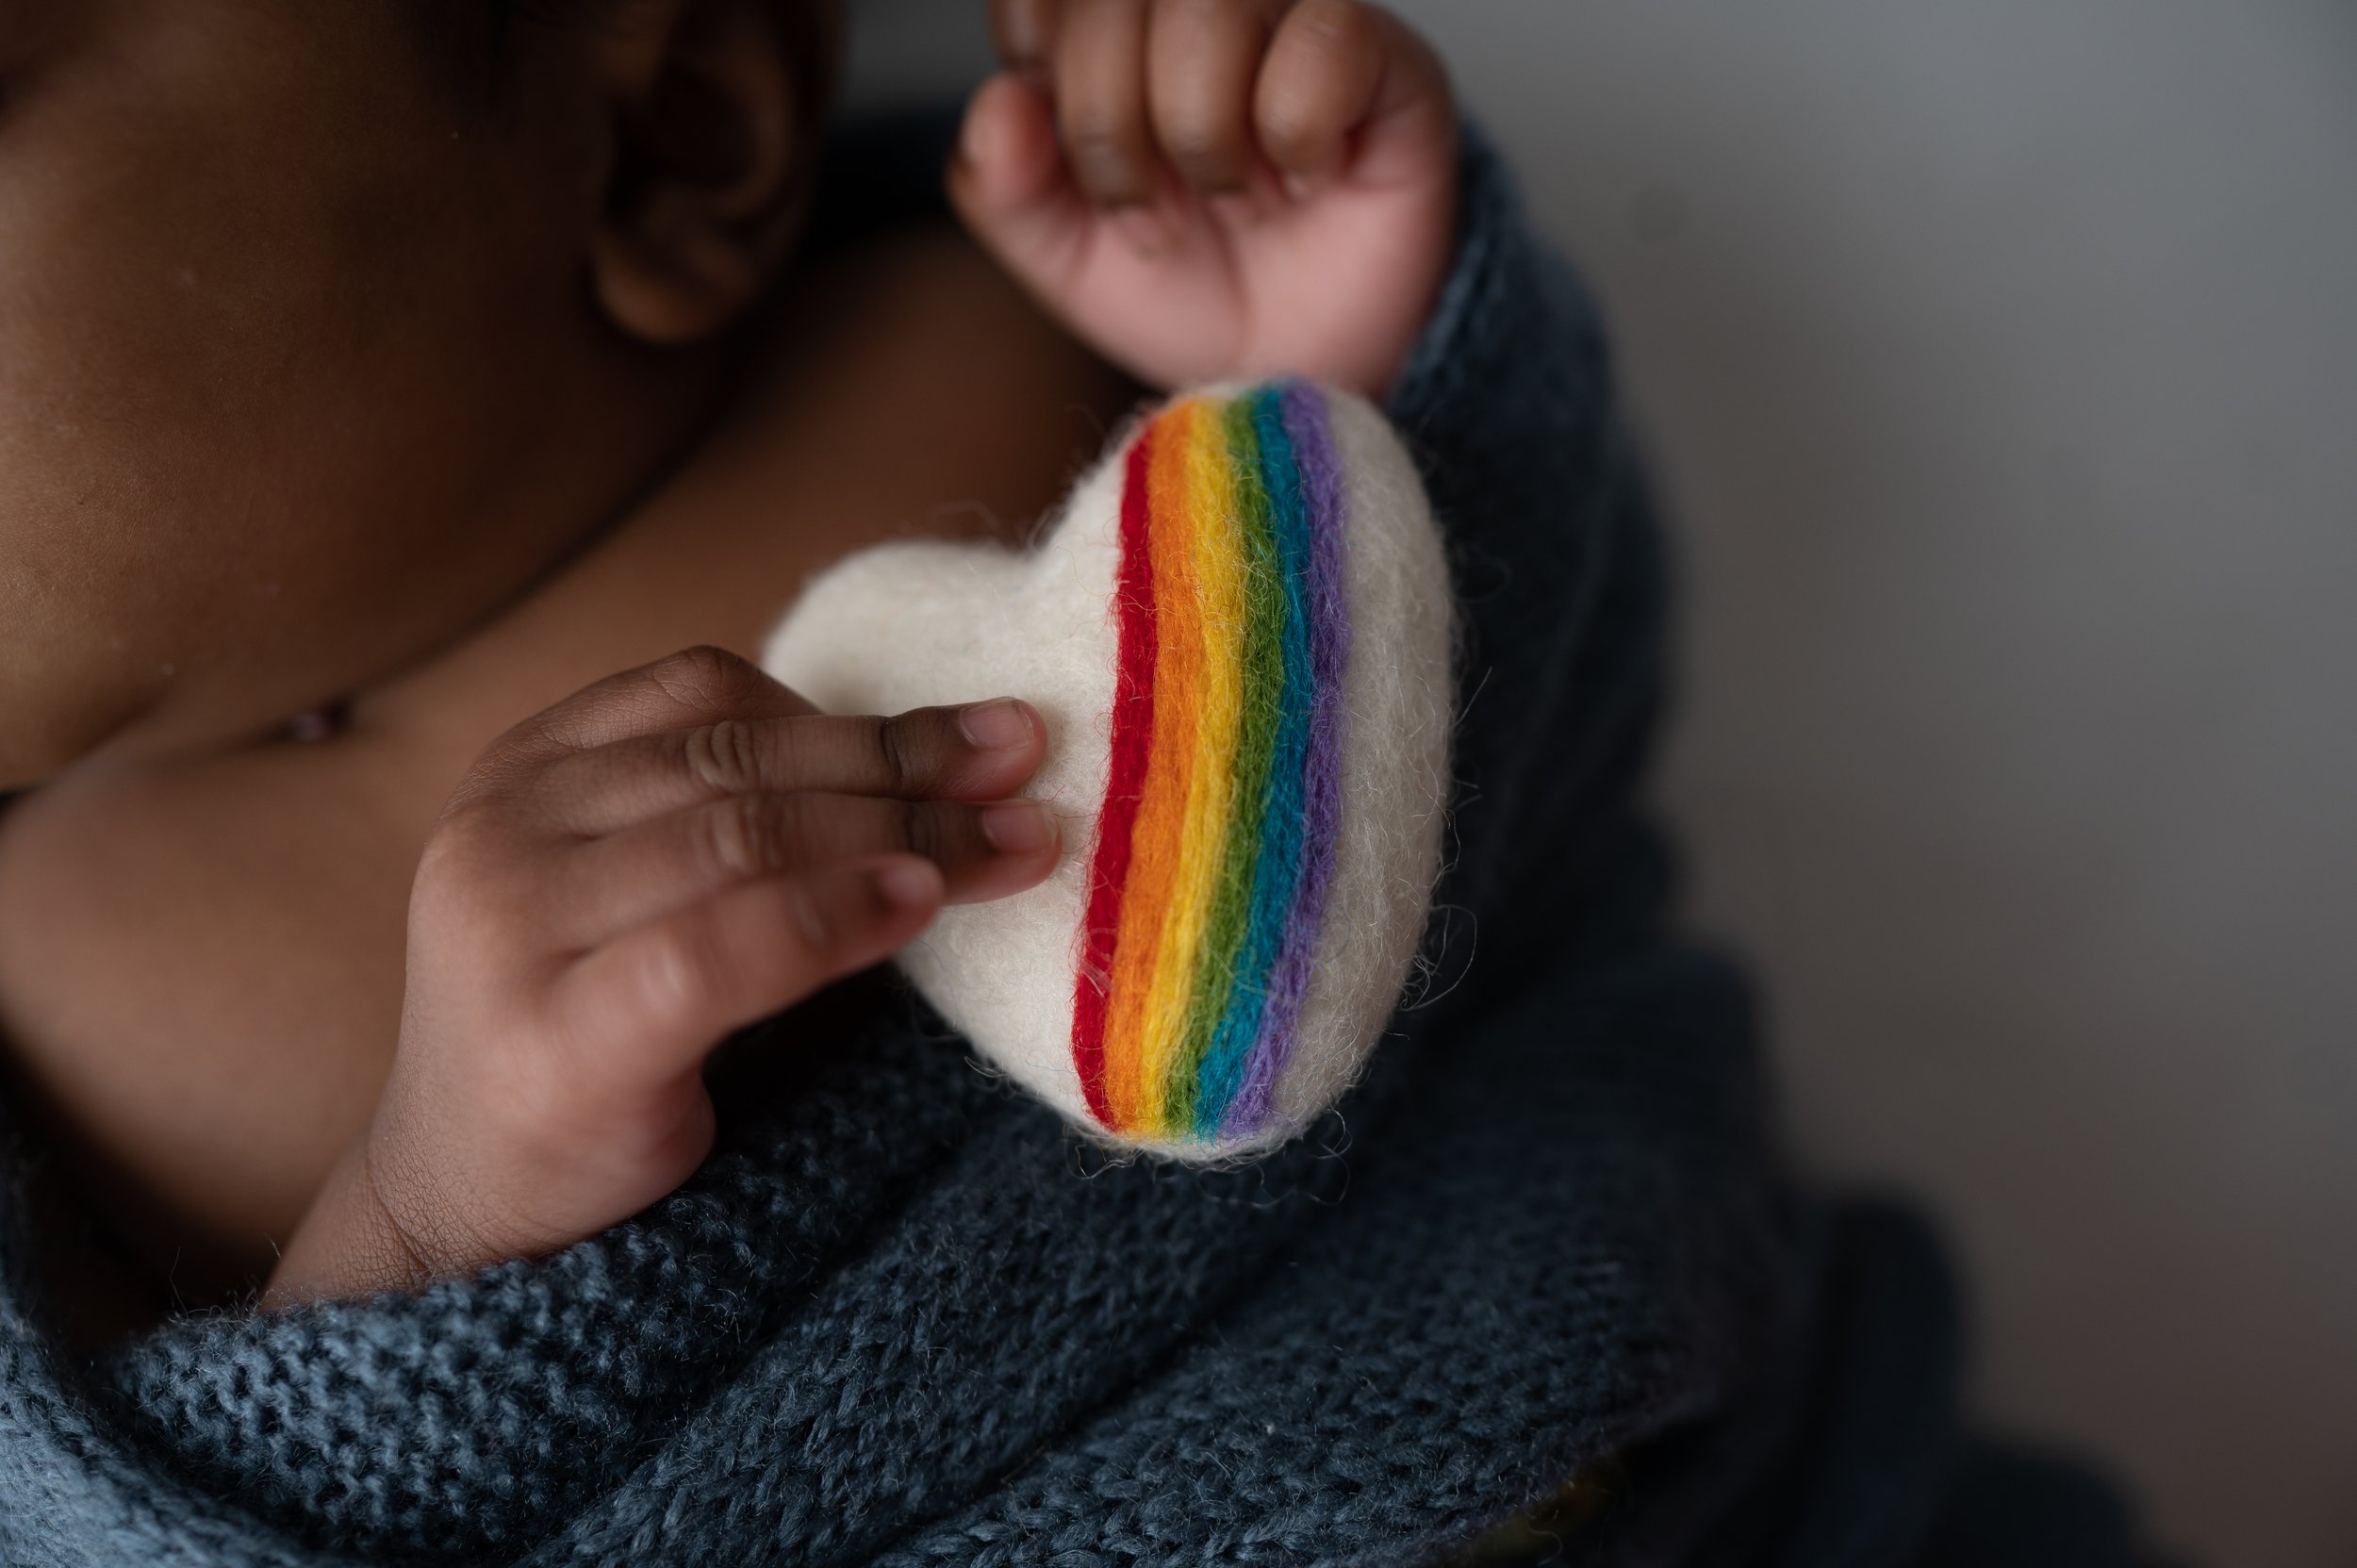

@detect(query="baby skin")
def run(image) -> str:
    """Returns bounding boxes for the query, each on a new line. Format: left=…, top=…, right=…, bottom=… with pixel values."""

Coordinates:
left=0, top=0, right=1459, bottom=1331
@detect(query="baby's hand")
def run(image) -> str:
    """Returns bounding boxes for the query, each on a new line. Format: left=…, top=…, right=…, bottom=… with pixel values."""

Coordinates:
left=262, top=648, right=1060, bottom=1306
left=950, top=0, right=1459, bottom=399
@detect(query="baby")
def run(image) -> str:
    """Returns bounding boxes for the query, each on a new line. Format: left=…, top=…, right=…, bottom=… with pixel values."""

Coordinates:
left=0, top=0, right=1460, bottom=1329
left=0, top=12, right=2168, bottom=1566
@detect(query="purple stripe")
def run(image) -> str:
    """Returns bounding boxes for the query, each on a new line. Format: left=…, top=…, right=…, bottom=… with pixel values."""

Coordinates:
left=1228, top=381, right=1350, bottom=1131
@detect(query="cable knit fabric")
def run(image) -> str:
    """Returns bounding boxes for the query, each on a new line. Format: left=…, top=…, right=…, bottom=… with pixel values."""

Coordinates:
left=0, top=117, right=2152, bottom=1568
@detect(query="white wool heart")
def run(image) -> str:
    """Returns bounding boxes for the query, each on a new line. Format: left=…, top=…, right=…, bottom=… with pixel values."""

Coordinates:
left=762, top=381, right=1452, bottom=1160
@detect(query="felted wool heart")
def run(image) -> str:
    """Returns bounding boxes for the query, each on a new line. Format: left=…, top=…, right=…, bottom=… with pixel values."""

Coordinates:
left=762, top=379, right=1453, bottom=1160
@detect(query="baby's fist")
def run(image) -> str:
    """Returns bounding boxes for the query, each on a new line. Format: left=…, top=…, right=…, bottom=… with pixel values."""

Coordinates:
left=951, top=0, right=1458, bottom=399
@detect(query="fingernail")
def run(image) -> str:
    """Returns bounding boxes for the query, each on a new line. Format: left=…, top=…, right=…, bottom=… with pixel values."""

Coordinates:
left=872, top=860, right=943, bottom=912
left=981, top=801, right=1057, bottom=855
left=959, top=700, right=1033, bottom=751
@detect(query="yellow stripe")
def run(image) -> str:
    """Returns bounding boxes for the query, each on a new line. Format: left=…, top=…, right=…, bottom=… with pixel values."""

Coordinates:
left=1132, top=402, right=1248, bottom=1133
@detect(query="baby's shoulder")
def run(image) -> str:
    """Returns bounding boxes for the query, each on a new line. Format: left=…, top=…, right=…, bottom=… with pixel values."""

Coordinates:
left=729, top=219, right=1131, bottom=459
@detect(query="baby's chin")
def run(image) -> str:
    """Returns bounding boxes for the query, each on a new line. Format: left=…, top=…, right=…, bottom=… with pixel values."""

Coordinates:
left=0, top=652, right=236, bottom=794
left=0, top=688, right=149, bottom=795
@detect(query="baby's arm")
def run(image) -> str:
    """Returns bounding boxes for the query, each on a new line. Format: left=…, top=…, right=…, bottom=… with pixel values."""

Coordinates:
left=263, top=652, right=1059, bottom=1306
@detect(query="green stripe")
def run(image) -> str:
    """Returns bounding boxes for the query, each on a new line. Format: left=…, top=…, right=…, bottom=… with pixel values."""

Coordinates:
left=1162, top=396, right=1289, bottom=1133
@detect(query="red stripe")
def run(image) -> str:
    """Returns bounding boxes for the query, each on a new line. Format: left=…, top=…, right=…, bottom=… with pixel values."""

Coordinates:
left=1070, top=426, right=1161, bottom=1125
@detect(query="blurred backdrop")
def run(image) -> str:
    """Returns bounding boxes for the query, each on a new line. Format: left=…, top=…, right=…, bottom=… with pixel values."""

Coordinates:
left=842, top=6, right=2357, bottom=1565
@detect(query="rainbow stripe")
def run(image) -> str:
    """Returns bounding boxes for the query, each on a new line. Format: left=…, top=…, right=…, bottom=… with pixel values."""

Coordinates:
left=1070, top=380, right=1350, bottom=1145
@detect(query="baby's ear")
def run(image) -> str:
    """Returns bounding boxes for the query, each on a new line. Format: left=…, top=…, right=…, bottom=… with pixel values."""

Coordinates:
left=585, top=0, right=824, bottom=345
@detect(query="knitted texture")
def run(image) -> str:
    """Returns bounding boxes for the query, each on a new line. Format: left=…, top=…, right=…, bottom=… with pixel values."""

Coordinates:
left=762, top=378, right=1450, bottom=1158
left=0, top=116, right=2151, bottom=1568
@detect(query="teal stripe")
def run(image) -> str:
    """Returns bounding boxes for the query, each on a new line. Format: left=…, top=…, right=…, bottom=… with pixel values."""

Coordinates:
left=1193, top=387, right=1317, bottom=1135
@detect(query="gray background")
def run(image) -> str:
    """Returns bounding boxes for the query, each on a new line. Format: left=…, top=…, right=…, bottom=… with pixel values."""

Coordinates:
left=843, top=7, right=2357, bottom=1566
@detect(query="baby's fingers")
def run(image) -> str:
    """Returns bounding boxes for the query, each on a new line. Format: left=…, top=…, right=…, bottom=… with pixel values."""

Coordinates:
left=1147, top=0, right=1283, bottom=195
left=534, top=700, right=1046, bottom=835
left=1255, top=0, right=1449, bottom=190
left=490, top=646, right=813, bottom=771
left=1055, top=0, right=1158, bottom=208
left=553, top=856, right=944, bottom=1092
left=552, top=792, right=1061, bottom=946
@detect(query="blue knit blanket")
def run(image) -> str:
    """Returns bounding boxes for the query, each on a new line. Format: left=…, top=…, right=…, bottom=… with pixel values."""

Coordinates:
left=0, top=120, right=2151, bottom=1568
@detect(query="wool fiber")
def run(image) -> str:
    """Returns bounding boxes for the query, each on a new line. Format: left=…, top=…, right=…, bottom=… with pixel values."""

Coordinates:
left=763, top=379, right=1452, bottom=1160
